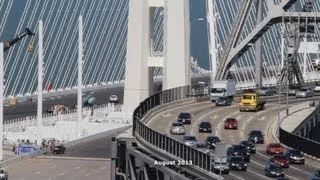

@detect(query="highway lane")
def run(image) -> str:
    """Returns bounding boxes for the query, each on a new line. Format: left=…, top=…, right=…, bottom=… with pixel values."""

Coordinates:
left=3, top=76, right=209, bottom=120
left=147, top=97, right=320, bottom=180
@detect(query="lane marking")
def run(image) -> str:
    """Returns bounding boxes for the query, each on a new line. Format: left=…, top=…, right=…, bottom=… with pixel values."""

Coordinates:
left=247, top=169, right=271, bottom=180
left=240, top=116, right=253, bottom=138
left=256, top=152, right=313, bottom=176
left=34, top=171, right=40, bottom=175
left=86, top=170, right=97, bottom=176
left=229, top=172, right=246, bottom=180
left=58, top=172, right=65, bottom=176
left=74, top=166, right=80, bottom=170
left=162, top=113, right=172, bottom=117
left=251, top=160, right=300, bottom=180
left=258, top=116, right=266, bottom=121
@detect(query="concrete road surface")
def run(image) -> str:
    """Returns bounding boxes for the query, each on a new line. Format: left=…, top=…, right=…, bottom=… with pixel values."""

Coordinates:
left=6, top=158, right=110, bottom=180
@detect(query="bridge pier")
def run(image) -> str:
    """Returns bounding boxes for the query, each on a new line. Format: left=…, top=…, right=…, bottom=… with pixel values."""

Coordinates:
left=124, top=0, right=191, bottom=113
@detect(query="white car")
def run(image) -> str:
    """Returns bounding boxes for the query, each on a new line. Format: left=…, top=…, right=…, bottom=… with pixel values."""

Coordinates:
left=314, top=86, right=320, bottom=92
left=109, top=95, right=118, bottom=103
left=0, top=169, right=8, bottom=180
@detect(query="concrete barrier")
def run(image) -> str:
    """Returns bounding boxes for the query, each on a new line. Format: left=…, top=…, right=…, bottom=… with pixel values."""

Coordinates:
left=64, top=125, right=131, bottom=148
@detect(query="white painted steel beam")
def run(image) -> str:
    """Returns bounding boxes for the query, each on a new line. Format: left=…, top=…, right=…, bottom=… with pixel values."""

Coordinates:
left=37, top=20, right=44, bottom=145
left=124, top=0, right=153, bottom=113
left=0, top=43, right=3, bottom=161
left=163, top=0, right=191, bottom=89
left=78, top=15, right=84, bottom=137
left=148, top=57, right=163, bottom=67
left=148, top=0, right=164, bottom=7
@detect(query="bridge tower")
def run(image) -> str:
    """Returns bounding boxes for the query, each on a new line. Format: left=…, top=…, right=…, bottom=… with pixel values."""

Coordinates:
left=124, top=0, right=191, bottom=113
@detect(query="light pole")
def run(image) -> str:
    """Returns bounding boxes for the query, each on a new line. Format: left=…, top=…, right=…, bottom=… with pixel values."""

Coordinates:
left=277, top=73, right=281, bottom=137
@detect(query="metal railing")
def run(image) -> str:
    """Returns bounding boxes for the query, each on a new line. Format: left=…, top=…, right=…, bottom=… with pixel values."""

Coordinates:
left=279, top=101, right=320, bottom=158
left=132, top=86, right=221, bottom=179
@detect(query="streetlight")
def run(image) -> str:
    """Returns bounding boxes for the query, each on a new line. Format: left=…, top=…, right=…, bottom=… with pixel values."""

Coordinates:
left=277, top=73, right=281, bottom=137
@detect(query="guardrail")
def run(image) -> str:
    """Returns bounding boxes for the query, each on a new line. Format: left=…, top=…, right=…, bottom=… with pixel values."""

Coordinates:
left=132, top=85, right=222, bottom=179
left=279, top=101, right=320, bottom=158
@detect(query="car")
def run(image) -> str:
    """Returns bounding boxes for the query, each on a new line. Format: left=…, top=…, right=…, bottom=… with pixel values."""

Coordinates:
left=264, top=163, right=285, bottom=178
left=227, top=145, right=250, bottom=162
left=228, top=156, right=247, bottom=171
left=314, top=85, right=320, bottom=92
left=109, top=95, right=119, bottom=103
left=177, top=112, right=191, bottom=124
left=270, top=155, right=290, bottom=168
left=295, top=87, right=314, bottom=98
left=257, top=87, right=276, bottom=96
left=170, top=122, right=186, bottom=135
left=52, top=144, right=66, bottom=154
left=182, top=136, right=198, bottom=147
left=309, top=170, right=320, bottom=180
left=205, top=136, right=221, bottom=149
left=0, top=169, right=8, bottom=180
left=275, top=178, right=290, bottom=180
left=224, top=118, right=238, bottom=130
left=266, top=143, right=285, bottom=155
left=284, top=149, right=305, bottom=164
left=239, top=140, right=256, bottom=154
left=248, top=130, right=264, bottom=144
left=198, top=122, right=212, bottom=133
left=215, top=97, right=232, bottom=106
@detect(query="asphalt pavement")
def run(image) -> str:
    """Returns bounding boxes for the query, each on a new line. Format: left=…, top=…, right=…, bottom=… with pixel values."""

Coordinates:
left=5, top=127, right=127, bottom=179
left=146, top=95, right=320, bottom=180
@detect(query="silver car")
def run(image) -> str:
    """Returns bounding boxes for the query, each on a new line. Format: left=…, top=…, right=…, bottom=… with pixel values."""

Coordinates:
left=295, top=87, right=314, bottom=98
left=170, top=122, right=185, bottom=135
left=183, top=136, right=198, bottom=147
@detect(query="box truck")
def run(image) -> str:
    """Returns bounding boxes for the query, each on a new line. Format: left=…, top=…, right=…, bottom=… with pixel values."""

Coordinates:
left=210, top=80, right=236, bottom=102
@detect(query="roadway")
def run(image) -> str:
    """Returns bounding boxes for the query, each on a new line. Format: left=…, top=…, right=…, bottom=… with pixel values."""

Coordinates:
left=3, top=76, right=209, bottom=120
left=4, top=126, right=127, bottom=179
left=147, top=95, right=320, bottom=180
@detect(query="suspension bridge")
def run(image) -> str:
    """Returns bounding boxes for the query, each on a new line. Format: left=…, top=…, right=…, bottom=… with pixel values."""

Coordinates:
left=0, top=0, right=320, bottom=179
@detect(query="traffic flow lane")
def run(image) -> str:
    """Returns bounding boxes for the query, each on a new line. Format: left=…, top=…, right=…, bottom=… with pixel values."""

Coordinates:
left=5, top=158, right=109, bottom=180
left=147, top=102, right=268, bottom=180
left=215, top=103, right=316, bottom=180
left=4, top=86, right=125, bottom=120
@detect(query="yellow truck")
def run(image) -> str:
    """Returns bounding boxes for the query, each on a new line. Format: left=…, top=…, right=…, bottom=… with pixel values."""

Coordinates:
left=239, top=92, right=266, bottom=112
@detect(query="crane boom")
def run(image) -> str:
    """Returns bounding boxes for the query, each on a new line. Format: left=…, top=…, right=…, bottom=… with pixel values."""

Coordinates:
left=3, top=28, right=35, bottom=52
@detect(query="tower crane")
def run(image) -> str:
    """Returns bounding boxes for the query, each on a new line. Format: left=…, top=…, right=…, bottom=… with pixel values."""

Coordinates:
left=3, top=27, right=35, bottom=52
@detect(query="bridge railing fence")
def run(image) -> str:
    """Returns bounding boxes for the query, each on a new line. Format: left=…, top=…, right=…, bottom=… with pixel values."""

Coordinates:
left=132, top=85, right=216, bottom=175
left=279, top=101, right=320, bottom=158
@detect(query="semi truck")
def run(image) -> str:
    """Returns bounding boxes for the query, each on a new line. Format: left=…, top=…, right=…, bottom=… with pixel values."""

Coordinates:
left=210, top=80, right=236, bottom=102
left=239, top=92, right=266, bottom=112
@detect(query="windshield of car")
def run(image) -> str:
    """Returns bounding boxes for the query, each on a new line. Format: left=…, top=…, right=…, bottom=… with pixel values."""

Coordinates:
left=200, top=122, right=211, bottom=127
left=231, top=157, right=243, bottom=162
left=242, top=95, right=255, bottom=100
left=207, top=136, right=219, bottom=141
left=270, top=143, right=281, bottom=147
left=172, top=123, right=183, bottom=127
left=217, top=97, right=228, bottom=101
left=184, top=136, right=196, bottom=141
left=226, top=118, right=236, bottom=122
left=274, top=155, right=287, bottom=159
left=251, top=131, right=262, bottom=135
left=299, top=88, right=308, bottom=92
left=211, top=88, right=226, bottom=93
left=232, top=145, right=246, bottom=151
left=242, top=141, right=254, bottom=146
left=290, top=150, right=302, bottom=156
left=110, top=95, right=117, bottom=98
left=179, top=113, right=190, bottom=118
left=0, top=170, right=4, bottom=173
left=269, top=164, right=281, bottom=171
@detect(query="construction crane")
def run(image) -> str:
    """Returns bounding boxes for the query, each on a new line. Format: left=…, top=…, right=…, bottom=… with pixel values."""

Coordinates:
left=3, top=27, right=35, bottom=52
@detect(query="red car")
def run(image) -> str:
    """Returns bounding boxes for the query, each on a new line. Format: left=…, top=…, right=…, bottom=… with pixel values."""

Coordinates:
left=270, top=155, right=290, bottom=168
left=266, top=143, right=285, bottom=155
left=224, top=118, right=238, bottom=130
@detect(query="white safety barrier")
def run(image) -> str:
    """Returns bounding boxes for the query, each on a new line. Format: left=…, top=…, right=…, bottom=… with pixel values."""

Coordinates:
left=4, top=103, right=132, bottom=145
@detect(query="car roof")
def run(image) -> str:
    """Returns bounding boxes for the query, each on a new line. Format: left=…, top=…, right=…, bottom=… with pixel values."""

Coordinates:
left=200, top=121, right=211, bottom=124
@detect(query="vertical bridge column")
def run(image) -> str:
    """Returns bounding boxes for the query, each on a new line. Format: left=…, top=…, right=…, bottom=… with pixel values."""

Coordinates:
left=124, top=0, right=155, bottom=113
left=163, top=0, right=191, bottom=89
left=124, top=0, right=191, bottom=113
